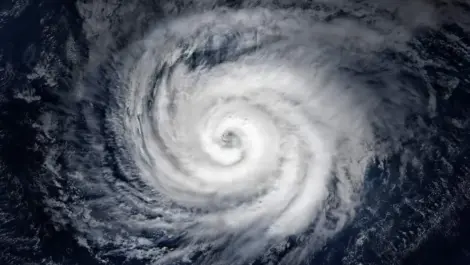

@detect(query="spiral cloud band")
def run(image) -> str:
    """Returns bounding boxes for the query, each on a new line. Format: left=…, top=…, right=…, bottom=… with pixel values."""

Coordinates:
left=65, top=6, right=424, bottom=265
left=114, top=7, right=373, bottom=256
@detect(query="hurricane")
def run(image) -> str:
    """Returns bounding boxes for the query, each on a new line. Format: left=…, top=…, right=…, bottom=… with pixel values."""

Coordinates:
left=1, top=0, right=470, bottom=265
left=60, top=6, right=425, bottom=264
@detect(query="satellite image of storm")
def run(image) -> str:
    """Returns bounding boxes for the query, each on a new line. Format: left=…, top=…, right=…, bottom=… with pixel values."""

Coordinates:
left=0, top=0, right=469, bottom=265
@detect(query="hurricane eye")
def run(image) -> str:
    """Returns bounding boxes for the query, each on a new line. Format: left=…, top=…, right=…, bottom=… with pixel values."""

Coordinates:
left=220, top=131, right=240, bottom=148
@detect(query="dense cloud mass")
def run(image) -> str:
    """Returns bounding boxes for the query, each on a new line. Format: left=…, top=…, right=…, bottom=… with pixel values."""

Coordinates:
left=1, top=1, right=470, bottom=265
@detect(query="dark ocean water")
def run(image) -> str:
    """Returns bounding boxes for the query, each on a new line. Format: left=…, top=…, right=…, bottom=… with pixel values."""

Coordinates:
left=1, top=1, right=470, bottom=265
left=0, top=1, right=96, bottom=265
